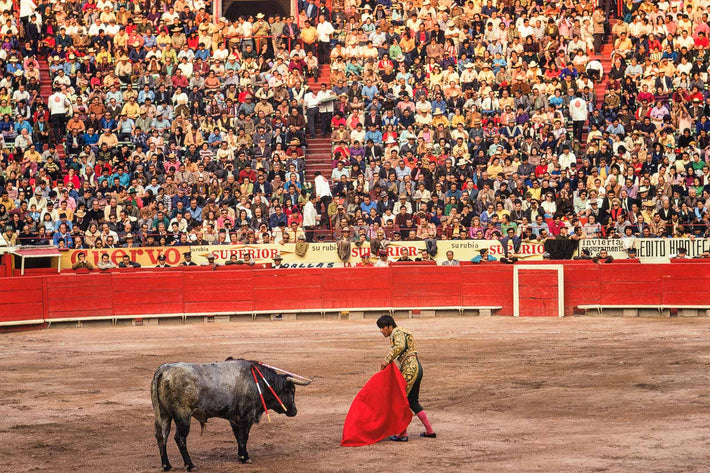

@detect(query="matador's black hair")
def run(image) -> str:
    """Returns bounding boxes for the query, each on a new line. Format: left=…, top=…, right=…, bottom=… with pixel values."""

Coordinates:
left=376, top=315, right=396, bottom=329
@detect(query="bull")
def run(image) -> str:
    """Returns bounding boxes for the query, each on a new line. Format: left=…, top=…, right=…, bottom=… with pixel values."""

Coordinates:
left=151, top=358, right=310, bottom=471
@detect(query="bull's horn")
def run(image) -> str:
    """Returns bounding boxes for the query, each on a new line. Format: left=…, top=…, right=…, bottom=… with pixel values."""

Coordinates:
left=287, top=376, right=312, bottom=386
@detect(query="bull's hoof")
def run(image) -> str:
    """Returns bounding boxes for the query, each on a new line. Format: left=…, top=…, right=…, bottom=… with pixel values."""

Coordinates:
left=238, top=456, right=252, bottom=464
left=186, top=464, right=196, bottom=471
left=162, top=463, right=172, bottom=472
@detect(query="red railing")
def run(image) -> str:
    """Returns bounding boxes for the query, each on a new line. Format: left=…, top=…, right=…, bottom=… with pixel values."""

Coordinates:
left=1, top=262, right=709, bottom=329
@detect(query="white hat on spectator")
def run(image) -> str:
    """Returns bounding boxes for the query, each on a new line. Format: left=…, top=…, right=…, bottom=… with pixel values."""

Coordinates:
left=438, top=5, right=447, bottom=10
left=363, top=4, right=372, bottom=9
left=385, top=136, right=397, bottom=144
left=464, top=63, right=474, bottom=68
left=422, top=0, right=430, bottom=4
left=639, top=186, right=649, bottom=193
left=256, top=13, right=265, bottom=19
left=529, top=61, right=538, bottom=67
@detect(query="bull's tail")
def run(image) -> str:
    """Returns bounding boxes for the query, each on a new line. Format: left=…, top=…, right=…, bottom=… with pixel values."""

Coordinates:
left=151, top=365, right=171, bottom=440
left=152, top=365, right=173, bottom=470
left=151, top=365, right=164, bottom=417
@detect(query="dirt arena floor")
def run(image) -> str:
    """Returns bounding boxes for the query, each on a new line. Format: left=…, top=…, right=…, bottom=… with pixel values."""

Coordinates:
left=1, top=317, right=709, bottom=473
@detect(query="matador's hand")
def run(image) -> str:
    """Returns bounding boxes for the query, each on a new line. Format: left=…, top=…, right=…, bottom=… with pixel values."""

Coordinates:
left=380, top=362, right=389, bottom=371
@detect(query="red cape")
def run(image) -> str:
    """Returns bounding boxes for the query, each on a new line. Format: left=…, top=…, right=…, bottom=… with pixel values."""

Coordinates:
left=341, top=364, right=413, bottom=447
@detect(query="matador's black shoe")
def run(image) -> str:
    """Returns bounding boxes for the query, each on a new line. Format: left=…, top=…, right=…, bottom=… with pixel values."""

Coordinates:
left=420, top=432, right=437, bottom=438
left=389, top=435, right=409, bottom=442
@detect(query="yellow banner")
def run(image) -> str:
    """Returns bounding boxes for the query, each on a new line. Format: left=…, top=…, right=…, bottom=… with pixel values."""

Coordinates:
left=60, top=240, right=545, bottom=268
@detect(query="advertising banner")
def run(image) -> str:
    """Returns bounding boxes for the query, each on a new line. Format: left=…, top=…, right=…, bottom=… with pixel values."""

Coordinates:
left=578, top=238, right=710, bottom=259
left=60, top=240, right=546, bottom=268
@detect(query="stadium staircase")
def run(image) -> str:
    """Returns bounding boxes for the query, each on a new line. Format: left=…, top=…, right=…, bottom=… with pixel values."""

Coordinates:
left=304, top=64, right=332, bottom=182
left=38, top=57, right=67, bottom=163
left=573, top=37, right=615, bottom=159
left=38, top=58, right=52, bottom=99
left=591, top=40, right=614, bottom=109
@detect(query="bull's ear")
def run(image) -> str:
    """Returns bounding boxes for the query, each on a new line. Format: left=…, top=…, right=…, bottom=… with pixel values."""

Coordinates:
left=286, top=376, right=311, bottom=386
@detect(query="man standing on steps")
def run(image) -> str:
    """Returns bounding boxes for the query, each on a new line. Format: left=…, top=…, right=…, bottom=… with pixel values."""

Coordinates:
left=304, top=86, right=320, bottom=139
left=569, top=93, right=588, bottom=143
left=303, top=193, right=318, bottom=242
left=316, top=83, right=336, bottom=138
left=314, top=171, right=332, bottom=217
left=592, top=7, right=606, bottom=55
left=48, top=87, right=71, bottom=144
left=316, top=14, right=334, bottom=65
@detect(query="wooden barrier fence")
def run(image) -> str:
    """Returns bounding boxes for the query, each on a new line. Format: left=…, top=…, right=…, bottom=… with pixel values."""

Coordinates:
left=1, top=262, right=709, bottom=329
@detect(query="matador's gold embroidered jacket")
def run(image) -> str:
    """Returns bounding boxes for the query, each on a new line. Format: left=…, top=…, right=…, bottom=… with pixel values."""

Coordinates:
left=385, top=327, right=420, bottom=394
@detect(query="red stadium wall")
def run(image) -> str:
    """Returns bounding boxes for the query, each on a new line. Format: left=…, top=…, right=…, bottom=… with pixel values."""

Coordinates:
left=1, top=262, right=709, bottom=329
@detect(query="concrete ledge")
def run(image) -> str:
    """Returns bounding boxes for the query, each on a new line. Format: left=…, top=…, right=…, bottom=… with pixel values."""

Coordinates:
left=435, top=309, right=461, bottom=317
left=577, top=305, right=710, bottom=317
left=678, top=309, right=703, bottom=317
left=344, top=311, right=364, bottom=320
left=393, top=309, right=411, bottom=319
left=411, top=310, right=436, bottom=318
left=297, top=312, right=323, bottom=320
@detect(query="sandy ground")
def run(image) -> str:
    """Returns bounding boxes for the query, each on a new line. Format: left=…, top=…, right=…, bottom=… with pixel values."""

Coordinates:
left=1, top=317, right=709, bottom=473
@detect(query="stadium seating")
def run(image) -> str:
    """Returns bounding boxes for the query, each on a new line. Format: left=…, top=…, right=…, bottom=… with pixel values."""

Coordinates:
left=0, top=0, right=708, bottom=262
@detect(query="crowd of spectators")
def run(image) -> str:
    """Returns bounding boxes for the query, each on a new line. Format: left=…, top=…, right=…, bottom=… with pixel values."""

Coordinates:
left=0, top=0, right=709, bottom=253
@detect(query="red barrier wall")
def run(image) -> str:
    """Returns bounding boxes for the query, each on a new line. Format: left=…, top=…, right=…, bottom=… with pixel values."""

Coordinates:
left=518, top=269, right=560, bottom=317
left=0, top=276, right=45, bottom=325
left=0, top=262, right=709, bottom=328
left=461, top=265, right=514, bottom=314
